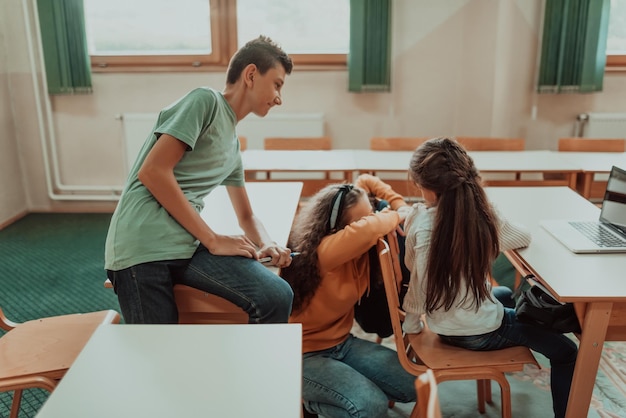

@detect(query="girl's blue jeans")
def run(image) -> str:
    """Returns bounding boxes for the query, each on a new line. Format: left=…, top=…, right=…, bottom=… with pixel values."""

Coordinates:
left=302, top=335, right=416, bottom=418
left=439, top=308, right=578, bottom=418
left=107, top=244, right=294, bottom=324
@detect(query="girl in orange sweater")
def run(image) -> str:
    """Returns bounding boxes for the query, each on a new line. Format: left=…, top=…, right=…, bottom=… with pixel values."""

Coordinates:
left=281, top=178, right=416, bottom=418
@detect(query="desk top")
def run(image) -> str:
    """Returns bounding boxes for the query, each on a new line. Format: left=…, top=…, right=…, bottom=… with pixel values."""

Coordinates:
left=36, top=324, right=303, bottom=418
left=242, top=149, right=356, bottom=171
left=486, top=187, right=626, bottom=301
left=557, top=152, right=626, bottom=172
left=350, top=149, right=580, bottom=173
left=201, top=182, right=302, bottom=246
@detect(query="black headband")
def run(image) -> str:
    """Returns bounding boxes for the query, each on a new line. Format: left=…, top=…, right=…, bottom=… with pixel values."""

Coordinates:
left=328, top=184, right=354, bottom=232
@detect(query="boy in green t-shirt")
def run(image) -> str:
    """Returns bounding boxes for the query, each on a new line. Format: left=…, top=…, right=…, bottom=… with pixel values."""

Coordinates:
left=105, top=36, right=295, bottom=324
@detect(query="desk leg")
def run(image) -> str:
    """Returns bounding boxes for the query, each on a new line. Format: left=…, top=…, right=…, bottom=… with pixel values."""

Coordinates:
left=565, top=301, right=612, bottom=418
left=568, top=173, right=578, bottom=191
left=581, top=173, right=593, bottom=200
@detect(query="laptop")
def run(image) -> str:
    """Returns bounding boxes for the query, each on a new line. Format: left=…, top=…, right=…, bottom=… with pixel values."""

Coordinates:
left=541, top=165, right=626, bottom=253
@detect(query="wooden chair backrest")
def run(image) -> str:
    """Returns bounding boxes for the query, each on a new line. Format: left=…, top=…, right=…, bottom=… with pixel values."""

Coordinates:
left=264, top=136, right=332, bottom=150
left=416, top=369, right=443, bottom=418
left=370, top=137, right=429, bottom=151
left=455, top=136, right=525, bottom=151
left=558, top=137, right=626, bottom=152
left=377, top=237, right=414, bottom=368
left=239, top=136, right=247, bottom=151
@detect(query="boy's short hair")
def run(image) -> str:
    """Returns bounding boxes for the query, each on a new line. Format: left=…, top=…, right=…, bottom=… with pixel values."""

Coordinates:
left=226, top=35, right=293, bottom=84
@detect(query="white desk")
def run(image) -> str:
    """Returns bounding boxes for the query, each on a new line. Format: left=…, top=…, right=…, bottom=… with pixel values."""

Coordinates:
left=242, top=149, right=356, bottom=177
left=352, top=150, right=579, bottom=188
left=558, top=152, right=626, bottom=199
left=201, top=181, right=303, bottom=246
left=36, top=324, right=302, bottom=418
left=486, top=187, right=626, bottom=418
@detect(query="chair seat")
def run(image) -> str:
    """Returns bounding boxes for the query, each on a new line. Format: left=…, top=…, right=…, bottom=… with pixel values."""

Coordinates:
left=0, top=310, right=119, bottom=380
left=408, top=324, right=538, bottom=371
left=174, top=285, right=248, bottom=324
left=103, top=280, right=248, bottom=324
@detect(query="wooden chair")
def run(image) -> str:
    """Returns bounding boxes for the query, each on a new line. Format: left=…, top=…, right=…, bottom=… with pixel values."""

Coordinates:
left=0, top=307, right=120, bottom=418
left=414, top=369, right=442, bottom=418
left=261, top=136, right=338, bottom=197
left=367, top=137, right=428, bottom=197
left=104, top=280, right=248, bottom=324
left=370, top=137, right=429, bottom=151
left=558, top=137, right=626, bottom=201
left=239, top=136, right=247, bottom=151
left=264, top=136, right=332, bottom=150
left=454, top=137, right=526, bottom=184
left=377, top=237, right=538, bottom=418
left=558, top=137, right=625, bottom=153
left=455, top=136, right=525, bottom=151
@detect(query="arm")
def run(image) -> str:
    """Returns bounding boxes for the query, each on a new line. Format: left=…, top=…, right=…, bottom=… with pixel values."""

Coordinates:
left=137, top=134, right=258, bottom=259
left=355, top=174, right=408, bottom=210
left=496, top=212, right=532, bottom=251
left=227, top=185, right=292, bottom=267
left=318, top=210, right=400, bottom=272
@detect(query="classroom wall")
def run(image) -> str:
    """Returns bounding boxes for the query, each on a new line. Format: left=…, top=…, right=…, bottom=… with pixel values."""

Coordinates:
left=0, top=0, right=28, bottom=224
left=2, top=0, right=626, bottom=223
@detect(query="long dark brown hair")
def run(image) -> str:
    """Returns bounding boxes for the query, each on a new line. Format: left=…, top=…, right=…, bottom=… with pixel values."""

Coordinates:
left=409, top=137, right=499, bottom=313
left=280, top=184, right=366, bottom=312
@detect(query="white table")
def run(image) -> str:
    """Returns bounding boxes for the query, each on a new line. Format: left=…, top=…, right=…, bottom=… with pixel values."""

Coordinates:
left=201, top=181, right=303, bottom=246
left=486, top=187, right=626, bottom=418
left=242, top=149, right=356, bottom=177
left=36, top=324, right=303, bottom=418
left=558, top=152, right=626, bottom=199
left=352, top=149, right=580, bottom=188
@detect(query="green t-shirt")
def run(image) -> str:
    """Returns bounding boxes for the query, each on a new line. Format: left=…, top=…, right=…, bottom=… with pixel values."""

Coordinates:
left=105, top=88, right=245, bottom=271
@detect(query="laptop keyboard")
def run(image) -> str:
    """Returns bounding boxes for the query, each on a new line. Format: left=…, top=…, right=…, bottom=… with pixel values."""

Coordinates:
left=570, top=221, right=626, bottom=247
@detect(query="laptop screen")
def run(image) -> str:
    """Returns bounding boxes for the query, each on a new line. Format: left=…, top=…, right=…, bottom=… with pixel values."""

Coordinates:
left=600, top=166, right=626, bottom=235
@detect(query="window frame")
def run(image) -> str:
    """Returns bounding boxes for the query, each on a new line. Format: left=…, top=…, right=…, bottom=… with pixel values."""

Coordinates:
left=89, top=0, right=347, bottom=73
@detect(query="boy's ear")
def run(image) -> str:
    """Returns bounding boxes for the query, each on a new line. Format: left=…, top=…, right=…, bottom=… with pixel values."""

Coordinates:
left=243, top=64, right=257, bottom=86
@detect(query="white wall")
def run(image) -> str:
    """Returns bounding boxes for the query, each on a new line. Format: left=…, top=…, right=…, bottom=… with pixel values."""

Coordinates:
left=2, top=0, right=626, bottom=224
left=0, top=0, right=28, bottom=225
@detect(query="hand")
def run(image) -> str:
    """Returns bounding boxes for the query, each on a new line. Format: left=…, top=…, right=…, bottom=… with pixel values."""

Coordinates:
left=205, top=234, right=258, bottom=259
left=396, top=205, right=413, bottom=222
left=257, top=243, right=293, bottom=268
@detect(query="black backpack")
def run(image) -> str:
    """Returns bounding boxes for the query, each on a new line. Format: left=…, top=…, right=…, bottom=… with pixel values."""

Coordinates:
left=515, top=275, right=581, bottom=334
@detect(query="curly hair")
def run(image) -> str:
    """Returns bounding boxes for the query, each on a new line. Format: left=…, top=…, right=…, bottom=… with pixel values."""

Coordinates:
left=409, top=137, right=500, bottom=313
left=280, top=184, right=366, bottom=312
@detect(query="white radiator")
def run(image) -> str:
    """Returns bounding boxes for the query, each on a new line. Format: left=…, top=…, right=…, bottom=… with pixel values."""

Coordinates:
left=576, top=113, right=626, bottom=138
left=120, top=113, right=158, bottom=174
left=121, top=112, right=325, bottom=175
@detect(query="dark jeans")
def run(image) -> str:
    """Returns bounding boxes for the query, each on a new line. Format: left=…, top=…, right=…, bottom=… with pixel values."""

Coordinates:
left=439, top=308, right=578, bottom=418
left=107, top=244, right=293, bottom=324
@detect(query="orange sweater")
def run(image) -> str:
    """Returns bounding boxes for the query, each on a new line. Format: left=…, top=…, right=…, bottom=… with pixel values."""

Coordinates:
left=289, top=176, right=406, bottom=353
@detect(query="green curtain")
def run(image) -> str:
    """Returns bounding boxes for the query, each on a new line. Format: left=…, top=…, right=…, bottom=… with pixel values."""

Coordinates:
left=348, top=0, right=391, bottom=92
left=36, top=0, right=92, bottom=95
left=538, top=0, right=610, bottom=94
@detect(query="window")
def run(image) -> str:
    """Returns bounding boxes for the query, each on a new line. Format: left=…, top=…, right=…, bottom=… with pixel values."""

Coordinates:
left=607, top=0, right=626, bottom=68
left=83, top=0, right=349, bottom=72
